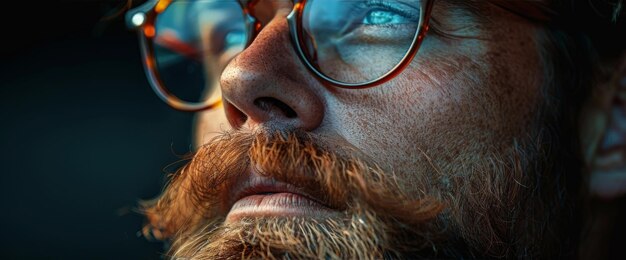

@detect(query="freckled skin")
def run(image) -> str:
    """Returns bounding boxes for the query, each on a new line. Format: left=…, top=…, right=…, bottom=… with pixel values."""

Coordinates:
left=194, top=2, right=543, bottom=195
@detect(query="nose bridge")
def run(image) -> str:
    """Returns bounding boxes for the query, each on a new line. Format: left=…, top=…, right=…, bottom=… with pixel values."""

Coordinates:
left=249, top=0, right=294, bottom=25
left=219, top=10, right=325, bottom=132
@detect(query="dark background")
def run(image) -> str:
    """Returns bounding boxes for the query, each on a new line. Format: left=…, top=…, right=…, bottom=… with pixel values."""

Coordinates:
left=1, top=1, right=192, bottom=258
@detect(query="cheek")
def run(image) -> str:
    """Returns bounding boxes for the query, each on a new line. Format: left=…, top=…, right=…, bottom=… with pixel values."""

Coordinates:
left=323, top=25, right=543, bottom=188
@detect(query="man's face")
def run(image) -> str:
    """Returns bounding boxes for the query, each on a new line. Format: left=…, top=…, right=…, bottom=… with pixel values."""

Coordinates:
left=196, top=0, right=543, bottom=189
left=150, top=0, right=553, bottom=258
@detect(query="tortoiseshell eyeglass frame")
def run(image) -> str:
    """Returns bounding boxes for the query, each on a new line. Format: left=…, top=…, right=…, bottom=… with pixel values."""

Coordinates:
left=126, top=0, right=435, bottom=111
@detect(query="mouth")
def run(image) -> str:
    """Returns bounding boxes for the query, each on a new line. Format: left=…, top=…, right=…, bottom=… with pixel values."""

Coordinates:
left=225, top=170, right=338, bottom=222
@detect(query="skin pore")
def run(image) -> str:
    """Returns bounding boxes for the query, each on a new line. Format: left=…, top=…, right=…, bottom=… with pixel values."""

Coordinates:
left=146, top=0, right=588, bottom=258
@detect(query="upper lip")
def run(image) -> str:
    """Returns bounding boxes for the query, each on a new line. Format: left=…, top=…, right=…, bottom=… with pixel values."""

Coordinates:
left=226, top=168, right=335, bottom=212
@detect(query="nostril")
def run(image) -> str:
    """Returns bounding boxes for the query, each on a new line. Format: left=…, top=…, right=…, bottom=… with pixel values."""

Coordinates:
left=254, top=97, right=298, bottom=119
left=224, top=101, right=248, bottom=129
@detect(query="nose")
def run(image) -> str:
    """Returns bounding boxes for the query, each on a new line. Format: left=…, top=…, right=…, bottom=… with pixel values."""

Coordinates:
left=219, top=14, right=325, bottom=131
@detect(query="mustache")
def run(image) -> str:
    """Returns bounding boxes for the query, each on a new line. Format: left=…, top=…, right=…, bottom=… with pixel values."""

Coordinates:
left=142, top=130, right=444, bottom=241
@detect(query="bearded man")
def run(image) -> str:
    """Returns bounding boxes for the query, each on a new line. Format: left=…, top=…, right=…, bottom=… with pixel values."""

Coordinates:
left=126, top=0, right=625, bottom=258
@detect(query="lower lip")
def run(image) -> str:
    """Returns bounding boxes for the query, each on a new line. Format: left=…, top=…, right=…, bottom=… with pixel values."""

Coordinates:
left=226, top=193, right=334, bottom=222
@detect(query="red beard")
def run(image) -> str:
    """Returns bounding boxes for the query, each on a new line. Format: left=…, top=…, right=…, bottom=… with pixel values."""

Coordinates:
left=142, top=130, right=443, bottom=258
left=141, top=129, right=573, bottom=258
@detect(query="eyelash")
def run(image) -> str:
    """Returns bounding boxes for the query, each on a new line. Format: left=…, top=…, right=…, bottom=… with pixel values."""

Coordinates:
left=351, top=0, right=421, bottom=25
left=362, top=0, right=420, bottom=22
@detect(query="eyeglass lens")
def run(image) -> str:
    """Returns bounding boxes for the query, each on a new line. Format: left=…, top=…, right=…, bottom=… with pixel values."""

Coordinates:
left=151, top=0, right=423, bottom=104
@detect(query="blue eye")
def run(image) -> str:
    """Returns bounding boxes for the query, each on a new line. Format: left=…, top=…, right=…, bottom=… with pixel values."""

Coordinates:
left=363, top=10, right=410, bottom=25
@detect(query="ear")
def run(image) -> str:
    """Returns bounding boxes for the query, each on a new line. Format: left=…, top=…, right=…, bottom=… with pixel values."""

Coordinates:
left=580, top=53, right=626, bottom=200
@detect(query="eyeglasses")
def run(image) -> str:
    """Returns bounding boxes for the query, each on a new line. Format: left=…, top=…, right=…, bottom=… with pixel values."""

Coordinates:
left=127, top=0, right=435, bottom=111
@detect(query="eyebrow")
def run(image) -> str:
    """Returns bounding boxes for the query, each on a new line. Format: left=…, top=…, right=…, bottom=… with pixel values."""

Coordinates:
left=489, top=0, right=553, bottom=23
left=441, top=0, right=485, bottom=16
left=440, top=0, right=553, bottom=26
